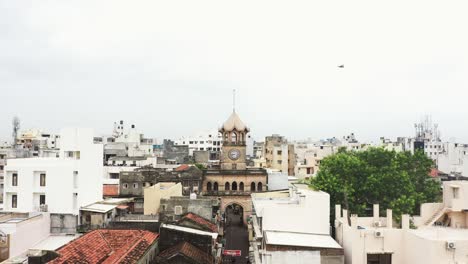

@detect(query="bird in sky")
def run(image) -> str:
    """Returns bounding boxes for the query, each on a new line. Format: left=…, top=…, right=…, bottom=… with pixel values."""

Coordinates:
left=338, top=65, right=344, bottom=68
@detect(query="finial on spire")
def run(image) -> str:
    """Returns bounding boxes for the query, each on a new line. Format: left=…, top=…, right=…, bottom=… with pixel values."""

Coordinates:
left=233, top=89, right=236, bottom=113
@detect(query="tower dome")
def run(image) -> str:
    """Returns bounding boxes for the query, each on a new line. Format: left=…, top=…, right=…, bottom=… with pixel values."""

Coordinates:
left=219, top=111, right=250, bottom=133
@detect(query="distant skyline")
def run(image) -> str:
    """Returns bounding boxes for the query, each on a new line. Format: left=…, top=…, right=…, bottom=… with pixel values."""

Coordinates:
left=1, top=1, right=467, bottom=143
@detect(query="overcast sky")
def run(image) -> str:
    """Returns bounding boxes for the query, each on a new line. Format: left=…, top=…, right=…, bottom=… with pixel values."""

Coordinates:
left=1, top=0, right=467, bottom=143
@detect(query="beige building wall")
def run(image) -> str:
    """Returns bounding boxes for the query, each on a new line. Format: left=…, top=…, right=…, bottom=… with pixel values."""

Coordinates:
left=337, top=212, right=468, bottom=264
left=336, top=193, right=468, bottom=264
left=143, top=183, right=182, bottom=215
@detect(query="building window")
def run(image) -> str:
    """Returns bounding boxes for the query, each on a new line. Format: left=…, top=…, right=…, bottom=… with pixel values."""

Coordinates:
left=225, top=182, right=230, bottom=191
left=257, top=182, right=263, bottom=191
left=277, top=150, right=282, bottom=155
left=123, top=183, right=128, bottom=189
left=12, top=173, right=18, bottom=186
left=251, top=182, right=256, bottom=192
left=239, top=182, right=244, bottom=191
left=453, top=187, right=459, bottom=199
left=133, top=183, right=138, bottom=189
left=367, top=253, right=392, bottom=264
left=40, top=194, right=46, bottom=205
left=277, top=160, right=282, bottom=164
left=213, top=182, right=218, bottom=191
left=40, top=173, right=46, bottom=186
left=232, top=181, right=238, bottom=191
left=12, top=194, right=17, bottom=208
left=207, top=182, right=212, bottom=191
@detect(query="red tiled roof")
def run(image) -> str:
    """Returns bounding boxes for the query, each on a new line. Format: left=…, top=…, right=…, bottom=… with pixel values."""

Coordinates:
left=181, top=213, right=218, bottom=233
left=175, top=164, right=190, bottom=172
left=49, top=229, right=158, bottom=264
left=158, top=242, right=214, bottom=264
left=103, top=184, right=119, bottom=196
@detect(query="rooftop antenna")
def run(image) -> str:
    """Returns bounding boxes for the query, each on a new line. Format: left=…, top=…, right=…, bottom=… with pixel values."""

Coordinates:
left=12, top=116, right=20, bottom=148
left=233, top=89, right=236, bottom=113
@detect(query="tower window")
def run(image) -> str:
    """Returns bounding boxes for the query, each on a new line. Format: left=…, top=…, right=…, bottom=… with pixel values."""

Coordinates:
left=232, top=181, right=238, bottom=191
left=251, top=182, right=256, bottom=192
left=231, top=132, right=237, bottom=143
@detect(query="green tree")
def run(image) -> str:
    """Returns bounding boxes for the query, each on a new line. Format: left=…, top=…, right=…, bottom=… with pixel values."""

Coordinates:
left=310, top=148, right=441, bottom=224
left=194, top=163, right=207, bottom=170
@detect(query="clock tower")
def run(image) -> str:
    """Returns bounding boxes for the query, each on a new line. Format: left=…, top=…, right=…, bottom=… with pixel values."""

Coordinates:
left=219, top=111, right=249, bottom=170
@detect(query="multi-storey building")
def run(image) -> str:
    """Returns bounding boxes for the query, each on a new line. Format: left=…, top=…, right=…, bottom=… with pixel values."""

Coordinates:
left=3, top=128, right=103, bottom=216
left=174, top=129, right=255, bottom=158
left=0, top=130, right=61, bottom=203
left=263, top=134, right=296, bottom=175
left=174, top=129, right=223, bottom=156
left=250, top=184, right=344, bottom=264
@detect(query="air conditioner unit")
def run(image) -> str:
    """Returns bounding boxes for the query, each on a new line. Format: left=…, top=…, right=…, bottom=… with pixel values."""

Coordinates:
left=446, top=241, right=456, bottom=250
left=174, top=206, right=183, bottom=216
left=373, top=221, right=382, bottom=227
left=374, top=231, right=384, bottom=238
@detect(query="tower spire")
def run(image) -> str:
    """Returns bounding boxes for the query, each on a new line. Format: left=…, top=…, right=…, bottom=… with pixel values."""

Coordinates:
left=233, top=89, right=236, bottom=113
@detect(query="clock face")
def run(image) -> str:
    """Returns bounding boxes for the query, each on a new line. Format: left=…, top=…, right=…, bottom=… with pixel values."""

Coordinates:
left=228, top=149, right=241, bottom=160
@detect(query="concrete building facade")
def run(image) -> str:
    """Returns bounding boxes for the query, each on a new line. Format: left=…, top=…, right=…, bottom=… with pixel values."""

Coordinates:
left=3, top=128, right=103, bottom=217
left=335, top=181, right=468, bottom=264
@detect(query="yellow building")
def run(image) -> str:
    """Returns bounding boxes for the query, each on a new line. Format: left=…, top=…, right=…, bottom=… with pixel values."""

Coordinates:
left=143, top=182, right=182, bottom=215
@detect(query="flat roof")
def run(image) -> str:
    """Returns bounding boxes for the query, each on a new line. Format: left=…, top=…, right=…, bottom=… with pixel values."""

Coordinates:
left=161, top=224, right=218, bottom=239
left=80, top=203, right=117, bottom=213
left=265, top=231, right=342, bottom=249
left=100, top=198, right=133, bottom=204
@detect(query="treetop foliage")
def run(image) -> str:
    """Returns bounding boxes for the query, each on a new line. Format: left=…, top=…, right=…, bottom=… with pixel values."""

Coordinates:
left=310, top=147, right=441, bottom=220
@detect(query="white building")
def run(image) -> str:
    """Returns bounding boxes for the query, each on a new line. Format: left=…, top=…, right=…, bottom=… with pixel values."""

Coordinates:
left=437, top=142, right=468, bottom=175
left=3, top=128, right=103, bottom=216
left=335, top=181, right=468, bottom=264
left=250, top=184, right=343, bottom=264
left=266, top=169, right=289, bottom=190
left=174, top=129, right=254, bottom=157
left=0, top=212, right=79, bottom=263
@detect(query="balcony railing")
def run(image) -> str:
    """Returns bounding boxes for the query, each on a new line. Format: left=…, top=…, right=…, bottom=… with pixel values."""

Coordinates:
left=222, top=141, right=247, bottom=146
left=203, top=190, right=252, bottom=196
